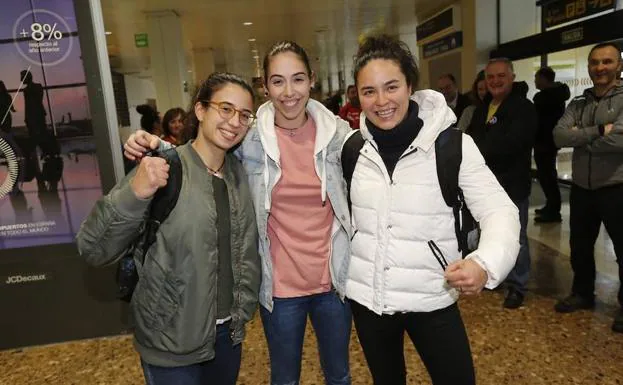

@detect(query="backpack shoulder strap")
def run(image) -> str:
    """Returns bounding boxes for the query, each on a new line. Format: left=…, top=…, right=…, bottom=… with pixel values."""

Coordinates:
left=341, top=130, right=365, bottom=211
left=149, top=148, right=183, bottom=223
left=138, top=148, right=183, bottom=263
left=435, top=127, right=463, bottom=208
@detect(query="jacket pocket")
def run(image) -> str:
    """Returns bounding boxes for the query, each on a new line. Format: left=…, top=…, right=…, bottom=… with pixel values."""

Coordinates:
left=134, top=257, right=186, bottom=332
left=428, top=240, right=449, bottom=271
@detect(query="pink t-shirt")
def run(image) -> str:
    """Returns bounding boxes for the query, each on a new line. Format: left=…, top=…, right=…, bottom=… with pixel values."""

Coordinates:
left=268, top=117, right=333, bottom=298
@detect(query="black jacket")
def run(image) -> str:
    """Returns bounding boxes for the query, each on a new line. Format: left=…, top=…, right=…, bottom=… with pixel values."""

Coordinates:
left=533, top=82, right=570, bottom=151
left=466, top=82, right=537, bottom=202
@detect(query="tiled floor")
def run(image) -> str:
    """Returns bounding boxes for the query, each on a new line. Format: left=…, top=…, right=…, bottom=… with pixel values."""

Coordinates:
left=1, top=183, right=622, bottom=385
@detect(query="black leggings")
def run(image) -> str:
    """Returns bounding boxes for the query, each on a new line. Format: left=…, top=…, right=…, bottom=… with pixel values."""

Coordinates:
left=350, top=300, right=475, bottom=385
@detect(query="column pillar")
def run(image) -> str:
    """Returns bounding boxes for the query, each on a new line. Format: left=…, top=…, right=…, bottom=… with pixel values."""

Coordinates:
left=146, top=10, right=190, bottom=113
left=191, top=47, right=215, bottom=87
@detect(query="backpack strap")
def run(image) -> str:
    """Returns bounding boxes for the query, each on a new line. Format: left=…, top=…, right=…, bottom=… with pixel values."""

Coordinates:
left=341, top=130, right=365, bottom=212
left=139, top=148, right=183, bottom=263
left=435, top=127, right=465, bottom=251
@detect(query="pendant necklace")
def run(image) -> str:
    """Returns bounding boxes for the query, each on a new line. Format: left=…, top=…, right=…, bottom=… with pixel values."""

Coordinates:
left=276, top=124, right=299, bottom=136
left=197, top=151, right=224, bottom=177
left=206, top=162, right=224, bottom=177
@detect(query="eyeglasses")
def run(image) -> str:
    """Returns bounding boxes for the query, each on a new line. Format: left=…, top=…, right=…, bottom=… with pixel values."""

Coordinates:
left=204, top=101, right=256, bottom=127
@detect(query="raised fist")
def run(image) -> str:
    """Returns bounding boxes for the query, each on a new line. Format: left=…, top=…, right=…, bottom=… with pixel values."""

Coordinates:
left=130, top=156, right=170, bottom=199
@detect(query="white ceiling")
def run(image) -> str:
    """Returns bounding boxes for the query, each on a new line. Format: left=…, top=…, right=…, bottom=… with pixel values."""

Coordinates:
left=101, top=0, right=455, bottom=80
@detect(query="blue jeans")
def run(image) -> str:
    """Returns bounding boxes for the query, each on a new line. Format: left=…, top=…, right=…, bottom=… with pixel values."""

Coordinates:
left=260, top=291, right=352, bottom=385
left=505, top=197, right=531, bottom=294
left=141, top=323, right=241, bottom=385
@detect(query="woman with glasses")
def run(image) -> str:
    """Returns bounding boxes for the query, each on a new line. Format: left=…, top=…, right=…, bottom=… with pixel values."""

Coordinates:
left=77, top=72, right=261, bottom=385
left=124, top=41, right=353, bottom=385
left=345, top=34, right=520, bottom=385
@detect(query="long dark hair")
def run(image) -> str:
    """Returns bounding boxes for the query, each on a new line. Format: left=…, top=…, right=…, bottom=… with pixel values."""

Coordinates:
left=263, top=40, right=313, bottom=84
left=161, top=107, right=186, bottom=140
left=470, top=70, right=486, bottom=105
left=353, top=34, right=419, bottom=89
left=184, top=72, right=254, bottom=142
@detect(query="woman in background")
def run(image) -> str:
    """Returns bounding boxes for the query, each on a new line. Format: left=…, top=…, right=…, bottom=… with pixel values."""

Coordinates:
left=160, top=107, right=186, bottom=145
left=457, top=70, right=487, bottom=132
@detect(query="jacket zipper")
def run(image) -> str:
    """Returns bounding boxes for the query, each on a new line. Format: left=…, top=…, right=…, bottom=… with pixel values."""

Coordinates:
left=364, top=142, right=418, bottom=184
left=588, top=100, right=600, bottom=189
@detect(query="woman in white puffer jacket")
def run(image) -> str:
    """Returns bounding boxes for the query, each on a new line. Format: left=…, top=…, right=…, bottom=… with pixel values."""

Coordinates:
left=344, top=34, right=520, bottom=385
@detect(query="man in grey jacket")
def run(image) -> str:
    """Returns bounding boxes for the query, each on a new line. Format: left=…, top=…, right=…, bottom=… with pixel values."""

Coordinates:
left=553, top=42, right=623, bottom=333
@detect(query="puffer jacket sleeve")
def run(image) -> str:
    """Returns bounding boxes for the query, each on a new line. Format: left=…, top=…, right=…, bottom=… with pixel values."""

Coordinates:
left=459, top=134, right=520, bottom=288
left=75, top=169, right=152, bottom=267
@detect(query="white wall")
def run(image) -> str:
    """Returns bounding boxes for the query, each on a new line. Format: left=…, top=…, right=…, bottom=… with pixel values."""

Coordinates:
left=122, top=74, right=157, bottom=142
left=475, top=0, right=497, bottom=69
left=499, top=0, right=540, bottom=43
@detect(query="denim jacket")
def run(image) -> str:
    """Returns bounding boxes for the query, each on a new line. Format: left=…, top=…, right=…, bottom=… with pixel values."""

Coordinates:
left=237, top=99, right=353, bottom=311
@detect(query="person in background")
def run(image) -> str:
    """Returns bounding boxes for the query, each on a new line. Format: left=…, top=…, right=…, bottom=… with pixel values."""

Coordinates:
left=532, top=66, right=570, bottom=223
left=0, top=80, right=16, bottom=134
left=346, top=34, right=519, bottom=385
left=339, top=84, right=362, bottom=129
left=466, top=57, right=537, bottom=310
left=161, top=107, right=187, bottom=145
left=437, top=73, right=470, bottom=125
left=324, top=90, right=343, bottom=115
left=457, top=70, right=487, bottom=132
left=137, top=104, right=161, bottom=136
left=78, top=72, right=261, bottom=385
left=553, top=42, right=623, bottom=334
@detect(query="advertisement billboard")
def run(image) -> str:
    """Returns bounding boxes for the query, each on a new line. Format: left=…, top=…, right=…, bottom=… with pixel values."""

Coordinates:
left=0, top=0, right=103, bottom=250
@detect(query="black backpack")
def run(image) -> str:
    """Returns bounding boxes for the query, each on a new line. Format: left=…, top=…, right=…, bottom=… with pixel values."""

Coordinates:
left=116, top=148, right=183, bottom=302
left=341, top=127, right=480, bottom=257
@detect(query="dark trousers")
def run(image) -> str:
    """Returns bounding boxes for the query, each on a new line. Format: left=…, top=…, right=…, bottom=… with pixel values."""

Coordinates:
left=350, top=300, right=475, bottom=385
left=505, top=198, right=531, bottom=294
left=534, top=149, right=561, bottom=214
left=570, top=184, right=623, bottom=306
left=141, top=322, right=241, bottom=385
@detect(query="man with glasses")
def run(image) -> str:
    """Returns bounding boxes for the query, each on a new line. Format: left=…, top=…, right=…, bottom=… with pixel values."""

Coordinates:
left=553, top=42, right=623, bottom=333
left=438, top=73, right=470, bottom=125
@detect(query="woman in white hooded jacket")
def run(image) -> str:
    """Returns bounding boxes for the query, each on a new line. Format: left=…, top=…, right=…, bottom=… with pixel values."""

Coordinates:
left=345, top=35, right=520, bottom=385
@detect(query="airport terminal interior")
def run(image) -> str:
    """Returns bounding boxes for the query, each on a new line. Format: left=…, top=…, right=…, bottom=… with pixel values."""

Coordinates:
left=0, top=0, right=622, bottom=384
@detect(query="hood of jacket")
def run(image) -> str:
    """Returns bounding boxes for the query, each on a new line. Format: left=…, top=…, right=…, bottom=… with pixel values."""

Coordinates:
left=543, top=82, right=571, bottom=102
left=582, top=82, right=623, bottom=100
left=484, top=81, right=529, bottom=104
left=359, top=89, right=456, bottom=153
left=255, top=98, right=340, bottom=210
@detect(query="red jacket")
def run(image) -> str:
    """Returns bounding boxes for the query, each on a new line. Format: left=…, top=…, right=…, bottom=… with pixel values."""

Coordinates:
left=338, top=103, right=361, bottom=129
